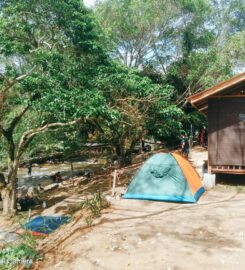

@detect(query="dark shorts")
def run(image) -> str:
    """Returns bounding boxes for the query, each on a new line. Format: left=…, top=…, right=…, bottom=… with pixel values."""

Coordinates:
left=182, top=147, right=189, bottom=154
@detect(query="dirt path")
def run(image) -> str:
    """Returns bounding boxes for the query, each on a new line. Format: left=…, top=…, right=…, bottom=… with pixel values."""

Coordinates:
left=39, top=190, right=245, bottom=270
left=38, top=148, right=245, bottom=270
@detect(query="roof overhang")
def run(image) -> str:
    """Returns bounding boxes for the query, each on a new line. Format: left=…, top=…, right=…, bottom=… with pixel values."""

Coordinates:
left=188, top=72, right=245, bottom=115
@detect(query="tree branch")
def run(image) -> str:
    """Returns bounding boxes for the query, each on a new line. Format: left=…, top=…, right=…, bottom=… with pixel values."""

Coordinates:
left=0, top=124, right=5, bottom=141
left=0, top=72, right=11, bottom=85
left=0, top=66, right=36, bottom=111
left=7, top=105, right=30, bottom=134
left=116, top=96, right=156, bottom=103
left=0, top=66, right=36, bottom=93
left=0, top=124, right=15, bottom=162
left=16, top=117, right=83, bottom=161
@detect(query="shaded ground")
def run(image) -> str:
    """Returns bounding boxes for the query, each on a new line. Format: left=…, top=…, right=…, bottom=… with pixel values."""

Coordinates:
left=36, top=147, right=245, bottom=270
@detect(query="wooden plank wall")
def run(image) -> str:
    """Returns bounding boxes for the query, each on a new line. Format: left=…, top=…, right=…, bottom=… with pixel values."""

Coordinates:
left=208, top=97, right=245, bottom=166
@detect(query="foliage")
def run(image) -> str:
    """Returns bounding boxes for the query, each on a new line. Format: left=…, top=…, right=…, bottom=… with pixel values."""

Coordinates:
left=95, top=0, right=181, bottom=68
left=0, top=241, right=39, bottom=270
left=81, top=193, right=110, bottom=226
left=0, top=214, right=43, bottom=270
left=1, top=0, right=244, bottom=214
left=93, top=0, right=245, bottom=145
left=95, top=0, right=245, bottom=99
left=0, top=0, right=107, bottom=138
left=0, top=0, right=110, bottom=213
left=91, top=61, right=183, bottom=164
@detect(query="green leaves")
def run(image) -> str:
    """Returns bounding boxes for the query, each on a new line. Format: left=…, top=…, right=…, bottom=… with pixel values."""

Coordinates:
left=0, top=0, right=110, bottom=167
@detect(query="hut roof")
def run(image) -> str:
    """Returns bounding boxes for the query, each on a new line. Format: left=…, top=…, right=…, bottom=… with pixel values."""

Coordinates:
left=188, top=72, right=245, bottom=114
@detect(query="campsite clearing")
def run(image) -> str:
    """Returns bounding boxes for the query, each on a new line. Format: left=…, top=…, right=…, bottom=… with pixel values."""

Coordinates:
left=38, top=189, right=245, bottom=270
left=37, top=149, right=245, bottom=270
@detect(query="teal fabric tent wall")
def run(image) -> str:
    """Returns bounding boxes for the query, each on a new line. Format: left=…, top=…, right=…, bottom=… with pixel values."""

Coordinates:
left=123, top=153, right=203, bottom=203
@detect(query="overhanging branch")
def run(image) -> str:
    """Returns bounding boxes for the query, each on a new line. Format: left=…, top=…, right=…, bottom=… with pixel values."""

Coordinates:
left=0, top=66, right=36, bottom=110
left=0, top=66, right=36, bottom=94
left=7, top=105, right=30, bottom=134
left=0, top=124, right=5, bottom=140
left=16, top=117, right=83, bottom=160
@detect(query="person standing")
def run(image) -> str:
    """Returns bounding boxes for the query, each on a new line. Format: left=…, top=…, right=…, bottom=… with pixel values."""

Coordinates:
left=27, top=162, right=32, bottom=176
left=181, top=134, right=190, bottom=157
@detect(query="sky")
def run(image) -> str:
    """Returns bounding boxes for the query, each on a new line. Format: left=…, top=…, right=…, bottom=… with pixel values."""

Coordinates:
left=83, top=0, right=96, bottom=7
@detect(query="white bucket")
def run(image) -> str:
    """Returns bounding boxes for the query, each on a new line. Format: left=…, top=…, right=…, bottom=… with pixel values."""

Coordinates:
left=203, top=173, right=216, bottom=190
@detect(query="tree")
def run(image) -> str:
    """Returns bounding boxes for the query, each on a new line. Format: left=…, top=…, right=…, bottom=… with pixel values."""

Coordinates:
left=0, top=0, right=107, bottom=214
left=92, top=62, right=183, bottom=166
left=95, top=0, right=181, bottom=69
left=95, top=0, right=245, bottom=102
left=210, top=0, right=245, bottom=72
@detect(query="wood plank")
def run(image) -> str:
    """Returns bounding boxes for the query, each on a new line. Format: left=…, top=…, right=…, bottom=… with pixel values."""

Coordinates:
left=189, top=72, right=245, bottom=104
left=208, top=98, right=245, bottom=166
left=209, top=95, right=245, bottom=99
left=211, top=168, right=245, bottom=175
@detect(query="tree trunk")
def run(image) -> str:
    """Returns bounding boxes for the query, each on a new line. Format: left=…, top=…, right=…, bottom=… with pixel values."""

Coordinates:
left=10, top=184, right=17, bottom=212
left=1, top=166, right=18, bottom=215
left=115, top=143, right=125, bottom=168
left=1, top=188, right=12, bottom=215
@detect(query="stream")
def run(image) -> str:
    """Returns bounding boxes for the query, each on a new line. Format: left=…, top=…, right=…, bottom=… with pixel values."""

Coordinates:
left=14, top=159, right=106, bottom=188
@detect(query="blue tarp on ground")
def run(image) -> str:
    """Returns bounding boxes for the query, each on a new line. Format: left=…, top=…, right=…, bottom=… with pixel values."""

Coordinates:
left=23, top=216, right=70, bottom=234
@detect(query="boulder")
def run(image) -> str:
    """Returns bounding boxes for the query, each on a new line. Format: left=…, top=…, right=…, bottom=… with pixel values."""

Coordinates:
left=43, top=183, right=58, bottom=191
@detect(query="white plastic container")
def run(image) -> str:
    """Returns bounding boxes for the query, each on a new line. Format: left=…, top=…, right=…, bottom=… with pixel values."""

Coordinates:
left=203, top=173, right=216, bottom=190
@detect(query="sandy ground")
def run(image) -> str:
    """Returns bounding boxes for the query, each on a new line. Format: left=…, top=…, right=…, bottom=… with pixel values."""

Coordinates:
left=39, top=191, right=245, bottom=270
left=37, top=148, right=245, bottom=270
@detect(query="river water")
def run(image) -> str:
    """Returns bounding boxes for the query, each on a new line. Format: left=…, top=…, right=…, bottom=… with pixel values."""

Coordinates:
left=15, top=159, right=105, bottom=188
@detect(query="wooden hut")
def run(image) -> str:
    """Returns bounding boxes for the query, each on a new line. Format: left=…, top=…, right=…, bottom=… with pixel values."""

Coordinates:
left=188, top=72, right=245, bottom=174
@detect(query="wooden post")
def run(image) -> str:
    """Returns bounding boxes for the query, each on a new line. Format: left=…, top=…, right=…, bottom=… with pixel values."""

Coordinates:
left=111, top=170, right=117, bottom=197
left=28, top=208, right=31, bottom=221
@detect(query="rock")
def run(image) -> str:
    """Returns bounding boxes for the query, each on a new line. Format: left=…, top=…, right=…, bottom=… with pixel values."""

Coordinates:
left=111, top=245, right=120, bottom=251
left=27, top=186, right=34, bottom=197
left=18, top=197, right=39, bottom=211
left=88, top=159, right=98, bottom=164
left=94, top=259, right=101, bottom=266
left=58, top=182, right=69, bottom=188
left=105, top=195, right=112, bottom=202
left=37, top=184, right=44, bottom=192
left=43, top=183, right=58, bottom=191
left=17, top=185, right=28, bottom=198
left=72, top=177, right=87, bottom=186
left=42, top=201, right=47, bottom=208
left=54, top=262, right=62, bottom=268
left=238, top=231, right=244, bottom=240
left=0, top=232, right=20, bottom=244
left=84, top=169, right=93, bottom=178
left=5, top=233, right=20, bottom=243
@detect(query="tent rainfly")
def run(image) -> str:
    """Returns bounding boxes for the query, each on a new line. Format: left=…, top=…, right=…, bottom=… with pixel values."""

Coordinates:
left=123, top=152, right=204, bottom=203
